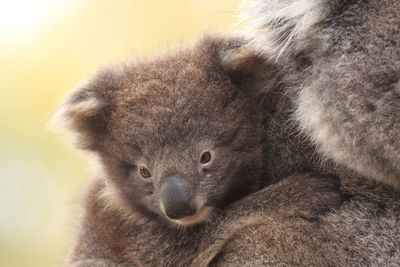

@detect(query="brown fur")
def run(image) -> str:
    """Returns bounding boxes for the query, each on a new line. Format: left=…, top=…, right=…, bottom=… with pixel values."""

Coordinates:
left=58, top=26, right=400, bottom=264
left=57, top=35, right=268, bottom=225
left=57, top=35, right=348, bottom=266
left=67, top=173, right=344, bottom=266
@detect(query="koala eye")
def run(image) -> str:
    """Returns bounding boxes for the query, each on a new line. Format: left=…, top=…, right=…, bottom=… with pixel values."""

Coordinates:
left=139, top=166, right=152, bottom=179
left=200, top=151, right=212, bottom=165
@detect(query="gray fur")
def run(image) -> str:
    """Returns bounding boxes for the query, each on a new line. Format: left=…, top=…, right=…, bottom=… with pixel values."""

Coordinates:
left=241, top=0, right=400, bottom=187
left=57, top=0, right=400, bottom=263
left=67, top=173, right=346, bottom=266
left=236, top=0, right=400, bottom=265
left=57, top=30, right=400, bottom=265
left=57, top=35, right=350, bottom=266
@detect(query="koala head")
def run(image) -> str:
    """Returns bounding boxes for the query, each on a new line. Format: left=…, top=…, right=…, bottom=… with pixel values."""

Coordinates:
left=56, top=35, right=276, bottom=226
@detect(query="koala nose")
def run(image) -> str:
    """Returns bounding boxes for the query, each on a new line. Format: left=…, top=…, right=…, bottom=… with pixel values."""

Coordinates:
left=160, top=176, right=197, bottom=220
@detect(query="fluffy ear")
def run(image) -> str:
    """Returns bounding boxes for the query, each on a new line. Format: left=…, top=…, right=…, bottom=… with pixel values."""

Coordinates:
left=221, top=47, right=280, bottom=96
left=53, top=67, right=122, bottom=151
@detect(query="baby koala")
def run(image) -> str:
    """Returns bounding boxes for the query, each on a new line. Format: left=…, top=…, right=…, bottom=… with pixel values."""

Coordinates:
left=56, top=34, right=341, bottom=266
left=58, top=35, right=266, bottom=227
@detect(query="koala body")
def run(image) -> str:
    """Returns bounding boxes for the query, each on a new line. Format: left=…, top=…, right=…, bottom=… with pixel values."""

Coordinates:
left=234, top=0, right=400, bottom=264
left=58, top=4, right=400, bottom=261
left=69, top=172, right=345, bottom=266
left=58, top=35, right=349, bottom=266
left=241, top=0, right=400, bottom=187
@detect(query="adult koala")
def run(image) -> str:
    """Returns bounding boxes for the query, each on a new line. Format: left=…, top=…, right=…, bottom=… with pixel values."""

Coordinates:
left=229, top=0, right=400, bottom=265
left=240, top=0, right=400, bottom=187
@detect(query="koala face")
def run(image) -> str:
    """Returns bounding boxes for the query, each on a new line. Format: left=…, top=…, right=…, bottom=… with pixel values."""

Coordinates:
left=57, top=35, right=271, bottom=226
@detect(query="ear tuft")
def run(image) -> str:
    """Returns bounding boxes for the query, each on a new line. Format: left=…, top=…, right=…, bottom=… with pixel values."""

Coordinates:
left=53, top=87, right=106, bottom=150
left=55, top=91, right=102, bottom=129
left=53, top=67, right=119, bottom=151
left=221, top=47, right=280, bottom=96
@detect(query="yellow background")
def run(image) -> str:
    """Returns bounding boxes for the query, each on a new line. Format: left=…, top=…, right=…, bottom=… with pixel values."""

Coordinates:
left=0, top=1, right=241, bottom=266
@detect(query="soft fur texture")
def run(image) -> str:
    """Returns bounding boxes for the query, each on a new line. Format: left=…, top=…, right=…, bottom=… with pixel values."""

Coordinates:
left=240, top=0, right=400, bottom=187
left=59, top=1, right=400, bottom=263
left=57, top=34, right=341, bottom=266
left=237, top=0, right=400, bottom=265
left=239, top=0, right=343, bottom=58
left=58, top=31, right=400, bottom=265
left=57, top=35, right=291, bottom=265
left=68, top=173, right=344, bottom=266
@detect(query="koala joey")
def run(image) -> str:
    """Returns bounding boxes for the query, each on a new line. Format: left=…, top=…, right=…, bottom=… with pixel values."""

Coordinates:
left=57, top=35, right=267, bottom=227
left=56, top=34, right=344, bottom=266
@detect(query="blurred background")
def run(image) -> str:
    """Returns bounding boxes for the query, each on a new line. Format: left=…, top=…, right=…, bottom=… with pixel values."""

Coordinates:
left=0, top=0, right=241, bottom=266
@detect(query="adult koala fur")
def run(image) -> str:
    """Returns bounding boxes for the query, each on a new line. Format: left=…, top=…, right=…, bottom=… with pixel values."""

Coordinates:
left=240, top=0, right=400, bottom=187
left=233, top=0, right=400, bottom=264
left=56, top=35, right=347, bottom=266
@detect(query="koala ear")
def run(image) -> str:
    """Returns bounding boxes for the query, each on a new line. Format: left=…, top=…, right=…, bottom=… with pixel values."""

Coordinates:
left=54, top=67, right=121, bottom=151
left=221, top=47, right=280, bottom=96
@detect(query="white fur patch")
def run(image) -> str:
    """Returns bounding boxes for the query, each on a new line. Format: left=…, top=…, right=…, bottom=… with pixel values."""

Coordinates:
left=52, top=90, right=103, bottom=149
left=99, top=180, right=126, bottom=212
left=170, top=206, right=213, bottom=226
left=53, top=95, right=101, bottom=132
left=296, top=85, right=347, bottom=161
left=238, top=0, right=337, bottom=57
left=296, top=85, right=400, bottom=187
left=98, top=178, right=151, bottom=225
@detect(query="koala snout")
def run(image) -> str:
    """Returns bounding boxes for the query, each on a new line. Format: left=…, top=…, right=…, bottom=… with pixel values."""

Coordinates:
left=160, top=176, right=197, bottom=220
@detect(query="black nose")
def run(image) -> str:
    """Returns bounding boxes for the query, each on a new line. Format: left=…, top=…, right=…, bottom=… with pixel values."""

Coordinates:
left=160, top=176, right=197, bottom=219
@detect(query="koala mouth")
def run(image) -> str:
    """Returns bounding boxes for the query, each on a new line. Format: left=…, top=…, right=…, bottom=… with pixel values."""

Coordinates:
left=170, top=206, right=212, bottom=226
left=160, top=176, right=212, bottom=226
